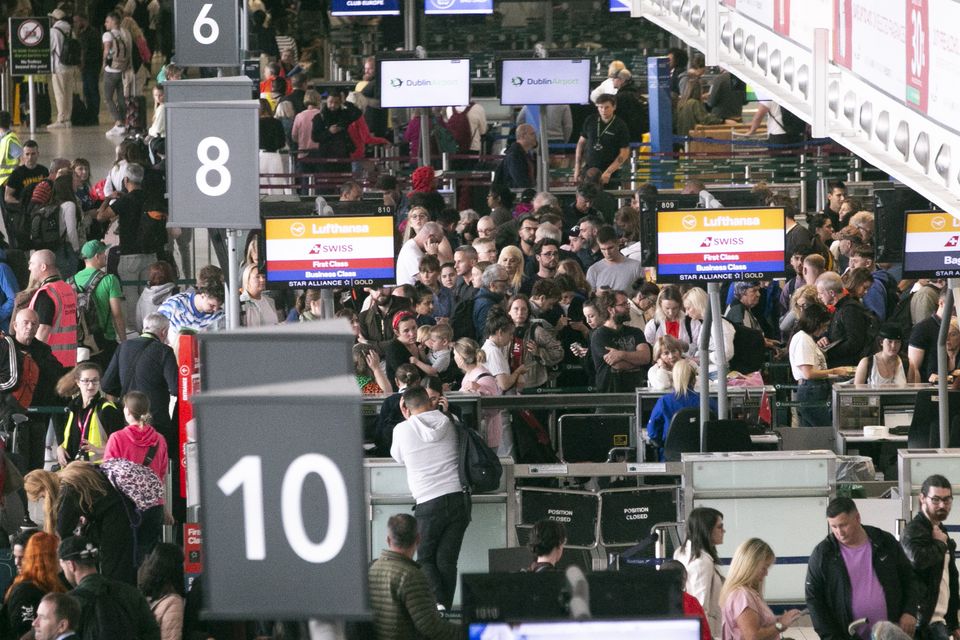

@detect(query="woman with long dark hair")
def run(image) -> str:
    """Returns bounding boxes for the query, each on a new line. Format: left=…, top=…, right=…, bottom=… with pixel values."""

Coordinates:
left=50, top=172, right=82, bottom=277
left=674, top=507, right=725, bottom=637
left=138, top=542, right=185, bottom=640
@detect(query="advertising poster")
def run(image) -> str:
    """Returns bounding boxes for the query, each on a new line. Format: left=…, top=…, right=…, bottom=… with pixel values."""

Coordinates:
left=905, top=0, right=929, bottom=112
left=264, top=216, right=396, bottom=288
left=656, top=208, right=786, bottom=282
left=903, top=211, right=960, bottom=278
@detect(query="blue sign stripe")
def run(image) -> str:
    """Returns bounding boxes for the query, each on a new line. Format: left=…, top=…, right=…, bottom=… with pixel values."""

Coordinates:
left=657, top=261, right=786, bottom=275
left=267, top=268, right=396, bottom=281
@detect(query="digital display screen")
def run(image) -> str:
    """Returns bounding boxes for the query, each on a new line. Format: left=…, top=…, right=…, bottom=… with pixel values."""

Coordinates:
left=263, top=216, right=396, bottom=288
left=610, top=0, right=631, bottom=11
left=499, top=58, right=591, bottom=105
left=424, top=0, right=492, bottom=14
left=379, top=58, right=471, bottom=108
left=330, top=0, right=399, bottom=15
left=903, top=211, right=960, bottom=278
left=468, top=618, right=702, bottom=640
left=656, top=208, right=786, bottom=282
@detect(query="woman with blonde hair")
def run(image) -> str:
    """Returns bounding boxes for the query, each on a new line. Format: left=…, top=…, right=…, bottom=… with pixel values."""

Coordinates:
left=557, top=259, right=591, bottom=298
left=644, top=285, right=693, bottom=348
left=590, top=60, right=626, bottom=103
left=647, top=334, right=694, bottom=391
left=3, top=532, right=65, bottom=636
left=498, top=245, right=526, bottom=295
left=453, top=337, right=504, bottom=448
left=646, top=358, right=713, bottom=460
left=719, top=538, right=802, bottom=639
left=23, top=470, right=60, bottom=535
left=682, top=286, right=736, bottom=367
left=402, top=206, right=454, bottom=264
left=779, top=284, right=820, bottom=341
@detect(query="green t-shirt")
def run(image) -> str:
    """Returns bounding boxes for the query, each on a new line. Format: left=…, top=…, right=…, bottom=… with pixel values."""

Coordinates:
left=71, top=267, right=124, bottom=341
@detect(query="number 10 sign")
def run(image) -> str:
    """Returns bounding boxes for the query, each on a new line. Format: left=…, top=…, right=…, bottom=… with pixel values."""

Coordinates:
left=166, top=101, right=260, bottom=230
left=173, top=0, right=240, bottom=66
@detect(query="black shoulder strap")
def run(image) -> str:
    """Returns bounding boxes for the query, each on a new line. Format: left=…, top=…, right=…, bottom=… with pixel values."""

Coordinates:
left=143, top=443, right=159, bottom=467
left=475, top=372, right=493, bottom=380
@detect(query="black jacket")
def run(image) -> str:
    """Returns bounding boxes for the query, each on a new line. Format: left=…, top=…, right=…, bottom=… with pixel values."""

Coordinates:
left=826, top=295, right=874, bottom=368
left=499, top=142, right=535, bottom=189
left=901, top=512, right=960, bottom=630
left=806, top=525, right=918, bottom=639
left=102, top=333, right=177, bottom=430
left=311, top=102, right=362, bottom=158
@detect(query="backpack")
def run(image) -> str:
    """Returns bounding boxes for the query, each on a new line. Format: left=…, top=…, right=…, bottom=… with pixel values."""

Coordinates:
left=68, top=270, right=108, bottom=355
left=888, top=288, right=922, bottom=356
left=78, top=578, right=141, bottom=640
left=54, top=24, right=82, bottom=66
left=107, top=29, right=131, bottom=72
left=1, top=335, right=39, bottom=411
left=778, top=108, right=806, bottom=138
left=27, top=201, right=62, bottom=250
left=728, top=322, right=767, bottom=374
left=442, top=104, right=474, bottom=153
left=431, top=116, right=460, bottom=155
left=100, top=446, right=164, bottom=511
left=450, top=295, right=477, bottom=341
left=456, top=412, right=502, bottom=494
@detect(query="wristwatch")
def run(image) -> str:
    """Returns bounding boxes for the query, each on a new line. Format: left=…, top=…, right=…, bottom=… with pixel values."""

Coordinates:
left=774, top=621, right=784, bottom=632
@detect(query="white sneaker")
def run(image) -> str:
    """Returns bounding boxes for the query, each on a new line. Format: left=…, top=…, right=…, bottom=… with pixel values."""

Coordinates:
left=47, top=122, right=69, bottom=130
left=105, top=124, right=125, bottom=137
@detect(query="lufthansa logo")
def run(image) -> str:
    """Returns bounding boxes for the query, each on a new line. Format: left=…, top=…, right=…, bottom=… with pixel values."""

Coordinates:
left=932, top=216, right=946, bottom=230
left=682, top=215, right=697, bottom=230
left=290, top=222, right=306, bottom=237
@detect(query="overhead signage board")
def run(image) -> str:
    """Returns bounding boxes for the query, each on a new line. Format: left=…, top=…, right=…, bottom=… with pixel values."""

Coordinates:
left=263, top=216, right=396, bottom=288
left=173, top=0, right=240, bottom=66
left=9, top=17, right=51, bottom=76
left=610, top=0, right=630, bottom=11
left=424, top=0, right=492, bottom=15
left=331, top=0, right=400, bottom=15
left=656, top=208, right=786, bottom=282
left=498, top=59, right=591, bottom=106
left=379, top=58, right=470, bottom=108
left=902, top=211, right=960, bottom=278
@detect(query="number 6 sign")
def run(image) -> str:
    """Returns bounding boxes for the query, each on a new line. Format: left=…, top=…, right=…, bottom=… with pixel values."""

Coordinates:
left=173, top=0, right=239, bottom=66
left=166, top=101, right=260, bottom=230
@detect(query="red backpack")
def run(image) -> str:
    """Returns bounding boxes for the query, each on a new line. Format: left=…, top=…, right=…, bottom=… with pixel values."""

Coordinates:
left=442, top=104, right=475, bottom=153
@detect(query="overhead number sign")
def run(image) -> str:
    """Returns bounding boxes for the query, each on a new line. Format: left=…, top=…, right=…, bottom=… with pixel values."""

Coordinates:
left=9, top=17, right=51, bottom=76
left=263, top=216, right=396, bottom=288
left=656, top=208, right=787, bottom=282
left=166, top=101, right=260, bottom=229
left=173, top=0, right=240, bottom=66
left=903, top=211, right=960, bottom=278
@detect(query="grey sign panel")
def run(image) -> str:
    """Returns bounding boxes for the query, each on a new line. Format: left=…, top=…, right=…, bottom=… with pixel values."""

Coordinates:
left=166, top=100, right=260, bottom=229
left=197, top=320, right=354, bottom=392
left=195, top=377, right=369, bottom=618
left=173, top=0, right=240, bottom=66
left=164, top=77, right=254, bottom=103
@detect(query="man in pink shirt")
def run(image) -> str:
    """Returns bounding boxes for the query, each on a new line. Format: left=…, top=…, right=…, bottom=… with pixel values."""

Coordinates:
left=290, top=90, right=322, bottom=194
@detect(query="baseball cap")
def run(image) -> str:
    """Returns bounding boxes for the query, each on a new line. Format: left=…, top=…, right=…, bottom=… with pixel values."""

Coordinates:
left=80, top=240, right=108, bottom=259
left=58, top=535, right=99, bottom=561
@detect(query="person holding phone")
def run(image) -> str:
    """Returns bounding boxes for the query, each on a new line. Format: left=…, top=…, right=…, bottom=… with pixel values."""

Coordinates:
left=720, top=538, right=802, bottom=640
left=806, top=497, right=918, bottom=640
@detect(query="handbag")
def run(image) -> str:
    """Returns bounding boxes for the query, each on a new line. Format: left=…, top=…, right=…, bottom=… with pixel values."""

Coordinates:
left=100, top=444, right=163, bottom=511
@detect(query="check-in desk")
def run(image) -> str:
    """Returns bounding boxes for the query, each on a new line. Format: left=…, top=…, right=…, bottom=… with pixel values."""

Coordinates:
left=635, top=386, right=779, bottom=460
left=898, top=449, right=960, bottom=527
left=682, top=451, right=836, bottom=604
left=832, top=385, right=930, bottom=466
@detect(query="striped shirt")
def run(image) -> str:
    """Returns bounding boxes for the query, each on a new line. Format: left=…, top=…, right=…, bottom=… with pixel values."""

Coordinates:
left=157, top=291, right=224, bottom=344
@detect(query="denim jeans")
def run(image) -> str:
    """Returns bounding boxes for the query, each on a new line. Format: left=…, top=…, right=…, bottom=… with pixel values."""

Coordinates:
left=797, top=379, right=832, bottom=427
left=103, top=70, right=124, bottom=123
left=82, top=70, right=100, bottom=123
left=415, top=491, right=471, bottom=609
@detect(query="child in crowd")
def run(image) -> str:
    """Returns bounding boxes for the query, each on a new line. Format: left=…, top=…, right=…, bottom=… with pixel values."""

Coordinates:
left=425, top=324, right=460, bottom=388
left=440, top=263, right=457, bottom=291
left=417, top=255, right=454, bottom=322
left=648, top=335, right=697, bottom=391
left=413, top=288, right=436, bottom=327
left=374, top=364, right=421, bottom=456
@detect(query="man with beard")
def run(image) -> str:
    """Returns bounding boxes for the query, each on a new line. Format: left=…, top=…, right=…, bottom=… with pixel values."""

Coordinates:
left=360, top=285, right=403, bottom=352
left=522, top=238, right=560, bottom=296
left=902, top=475, right=959, bottom=640
left=590, top=291, right=651, bottom=392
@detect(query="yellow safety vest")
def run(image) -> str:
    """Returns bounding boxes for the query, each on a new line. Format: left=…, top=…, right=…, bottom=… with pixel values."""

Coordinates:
left=0, top=131, right=20, bottom=187
left=61, top=397, right=117, bottom=462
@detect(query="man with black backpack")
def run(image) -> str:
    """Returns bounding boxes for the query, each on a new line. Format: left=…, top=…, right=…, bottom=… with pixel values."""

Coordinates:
left=58, top=535, right=159, bottom=640
left=49, top=7, right=80, bottom=130
left=69, top=240, right=125, bottom=368
left=391, top=386, right=470, bottom=612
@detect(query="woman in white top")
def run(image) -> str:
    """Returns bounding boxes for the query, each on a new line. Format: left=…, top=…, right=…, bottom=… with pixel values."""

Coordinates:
left=674, top=507, right=725, bottom=638
left=644, top=285, right=694, bottom=349
left=682, top=287, right=736, bottom=367
left=789, top=303, right=856, bottom=427
left=590, top=60, right=626, bottom=103
left=480, top=309, right=526, bottom=456
left=50, top=173, right=82, bottom=278
left=854, top=324, right=917, bottom=385
left=648, top=334, right=697, bottom=391
left=239, top=264, right=279, bottom=327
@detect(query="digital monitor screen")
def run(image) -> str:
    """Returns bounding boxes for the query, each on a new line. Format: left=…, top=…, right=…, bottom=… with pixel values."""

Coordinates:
left=656, top=208, right=786, bottom=282
left=498, top=59, right=591, bottom=105
left=609, top=0, right=631, bottom=11
left=379, top=58, right=471, bottom=108
left=425, top=0, right=492, bottom=14
left=468, top=618, right=701, bottom=640
left=330, top=0, right=399, bottom=15
left=263, top=216, right=396, bottom=288
left=902, top=211, right=960, bottom=278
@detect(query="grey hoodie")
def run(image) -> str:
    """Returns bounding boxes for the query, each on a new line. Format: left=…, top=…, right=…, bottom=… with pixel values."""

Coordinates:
left=390, top=409, right=461, bottom=504
left=136, top=282, right=177, bottom=332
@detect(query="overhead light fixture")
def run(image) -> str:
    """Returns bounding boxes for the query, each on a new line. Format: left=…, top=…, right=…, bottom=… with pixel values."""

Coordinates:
left=894, top=121, right=910, bottom=161
left=828, top=81, right=840, bottom=115
left=935, top=144, right=951, bottom=184
left=798, top=65, right=809, bottom=98
left=721, top=21, right=732, bottom=49
left=783, top=57, right=795, bottom=88
left=733, top=28, right=744, bottom=55
left=843, top=91, right=856, bottom=123
left=859, top=102, right=873, bottom=136
left=757, top=42, right=768, bottom=72
left=876, top=111, right=890, bottom=148
left=914, top=132, right=930, bottom=172
left=770, top=50, right=781, bottom=81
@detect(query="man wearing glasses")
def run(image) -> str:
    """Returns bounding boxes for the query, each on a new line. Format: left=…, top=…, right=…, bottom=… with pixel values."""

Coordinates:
left=902, top=475, right=960, bottom=640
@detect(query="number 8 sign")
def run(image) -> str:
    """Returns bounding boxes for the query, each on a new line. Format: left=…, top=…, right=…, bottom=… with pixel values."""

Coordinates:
left=173, top=0, right=239, bottom=66
left=166, top=101, right=261, bottom=230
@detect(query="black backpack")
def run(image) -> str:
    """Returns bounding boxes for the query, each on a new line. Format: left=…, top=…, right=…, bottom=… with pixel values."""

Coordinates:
left=68, top=270, right=108, bottom=354
left=456, top=407, right=502, bottom=494
left=75, top=578, right=142, bottom=640
left=728, top=321, right=767, bottom=374
left=54, top=24, right=82, bottom=66
left=779, top=108, right=807, bottom=138
left=27, top=201, right=62, bottom=250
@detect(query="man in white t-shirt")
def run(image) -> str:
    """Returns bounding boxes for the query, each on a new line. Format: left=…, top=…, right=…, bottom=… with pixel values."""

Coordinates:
left=396, top=222, right=444, bottom=286
left=101, top=11, right=132, bottom=137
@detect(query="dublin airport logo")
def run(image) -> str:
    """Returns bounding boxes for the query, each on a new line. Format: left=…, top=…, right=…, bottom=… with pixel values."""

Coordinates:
left=390, top=78, right=403, bottom=88
left=511, top=77, right=524, bottom=86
